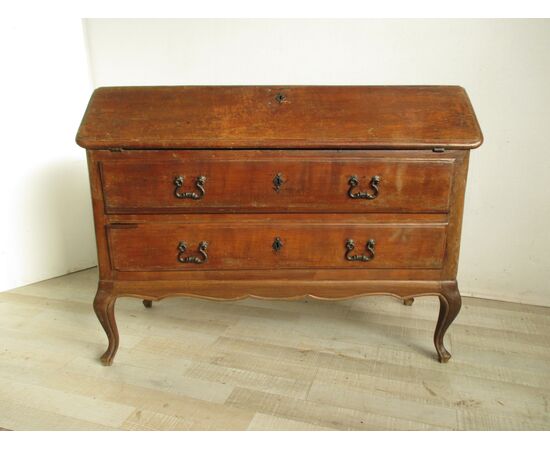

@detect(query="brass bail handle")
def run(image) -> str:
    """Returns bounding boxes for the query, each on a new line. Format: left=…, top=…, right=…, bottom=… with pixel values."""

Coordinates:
left=177, top=241, right=208, bottom=264
left=348, top=175, right=381, bottom=200
left=345, top=239, right=376, bottom=262
left=174, top=175, right=206, bottom=200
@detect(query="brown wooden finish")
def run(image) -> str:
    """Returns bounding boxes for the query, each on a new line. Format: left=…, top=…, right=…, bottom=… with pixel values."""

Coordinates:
left=92, top=283, right=118, bottom=366
left=100, top=157, right=454, bottom=213
left=107, top=220, right=447, bottom=272
left=113, top=268, right=446, bottom=282
left=76, top=86, right=483, bottom=150
left=435, top=281, right=462, bottom=363
left=77, top=85, right=482, bottom=366
left=93, top=278, right=459, bottom=366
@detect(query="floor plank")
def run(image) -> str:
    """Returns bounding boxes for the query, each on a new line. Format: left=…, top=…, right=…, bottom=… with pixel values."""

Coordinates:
left=0, top=267, right=549, bottom=430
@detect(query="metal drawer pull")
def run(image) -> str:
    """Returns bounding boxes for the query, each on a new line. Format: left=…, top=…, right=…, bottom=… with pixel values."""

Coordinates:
left=348, top=175, right=380, bottom=200
left=174, top=175, right=206, bottom=200
left=177, top=241, right=208, bottom=264
left=345, top=239, right=376, bottom=262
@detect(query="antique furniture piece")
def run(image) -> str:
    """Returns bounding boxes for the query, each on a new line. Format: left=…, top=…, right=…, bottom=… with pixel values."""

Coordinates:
left=76, top=86, right=483, bottom=366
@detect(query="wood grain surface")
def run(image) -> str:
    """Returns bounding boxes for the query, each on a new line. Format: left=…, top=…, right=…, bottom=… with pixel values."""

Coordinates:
left=78, top=87, right=480, bottom=366
left=107, top=220, right=447, bottom=271
left=76, top=86, right=483, bottom=150
left=100, top=157, right=454, bottom=213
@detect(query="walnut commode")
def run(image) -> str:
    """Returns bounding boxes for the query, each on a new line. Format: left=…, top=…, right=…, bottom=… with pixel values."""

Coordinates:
left=76, top=86, right=483, bottom=365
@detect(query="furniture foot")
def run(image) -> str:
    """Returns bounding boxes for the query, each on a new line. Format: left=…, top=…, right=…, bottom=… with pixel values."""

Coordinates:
left=434, top=281, right=462, bottom=363
left=93, top=284, right=119, bottom=366
left=403, top=297, right=414, bottom=306
left=143, top=300, right=153, bottom=308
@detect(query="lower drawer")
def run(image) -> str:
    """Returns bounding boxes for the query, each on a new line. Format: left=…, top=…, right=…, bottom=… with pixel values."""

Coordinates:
left=107, top=220, right=447, bottom=271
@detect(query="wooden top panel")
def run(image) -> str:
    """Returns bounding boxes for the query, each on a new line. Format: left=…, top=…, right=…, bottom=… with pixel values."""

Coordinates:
left=76, top=85, right=483, bottom=150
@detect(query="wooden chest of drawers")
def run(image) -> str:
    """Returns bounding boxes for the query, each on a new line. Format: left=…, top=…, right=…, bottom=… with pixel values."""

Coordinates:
left=76, top=86, right=483, bottom=365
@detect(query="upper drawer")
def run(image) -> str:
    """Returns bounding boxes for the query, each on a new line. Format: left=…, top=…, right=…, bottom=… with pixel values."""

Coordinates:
left=100, top=158, right=454, bottom=213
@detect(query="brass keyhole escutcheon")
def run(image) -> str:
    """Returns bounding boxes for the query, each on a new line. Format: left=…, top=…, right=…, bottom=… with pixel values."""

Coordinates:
left=272, top=237, right=283, bottom=252
left=275, top=93, right=286, bottom=104
left=273, top=173, right=284, bottom=192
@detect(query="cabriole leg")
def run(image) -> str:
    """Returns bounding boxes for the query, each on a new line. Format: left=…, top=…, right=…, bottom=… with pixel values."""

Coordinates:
left=434, top=281, right=462, bottom=363
left=93, top=284, right=119, bottom=366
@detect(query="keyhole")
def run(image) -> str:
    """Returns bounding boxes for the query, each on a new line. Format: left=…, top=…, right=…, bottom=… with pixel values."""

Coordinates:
left=275, top=93, right=286, bottom=103
left=272, top=237, right=283, bottom=252
left=273, top=173, right=284, bottom=192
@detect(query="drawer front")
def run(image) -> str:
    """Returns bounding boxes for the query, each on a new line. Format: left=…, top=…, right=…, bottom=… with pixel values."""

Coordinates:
left=107, top=221, right=447, bottom=271
left=101, top=158, right=453, bottom=213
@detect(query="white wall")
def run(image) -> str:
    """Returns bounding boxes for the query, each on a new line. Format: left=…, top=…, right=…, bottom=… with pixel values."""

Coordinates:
left=84, top=19, right=550, bottom=306
left=0, top=19, right=97, bottom=291
left=4, top=19, right=545, bottom=306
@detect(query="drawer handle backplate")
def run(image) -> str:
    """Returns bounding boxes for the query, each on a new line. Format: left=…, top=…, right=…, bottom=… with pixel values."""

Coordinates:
left=174, top=175, right=206, bottom=200
left=348, top=175, right=380, bottom=200
left=345, top=238, right=376, bottom=262
left=178, top=241, right=208, bottom=264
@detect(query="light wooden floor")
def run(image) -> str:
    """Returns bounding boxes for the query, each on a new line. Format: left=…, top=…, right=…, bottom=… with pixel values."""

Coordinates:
left=0, top=268, right=549, bottom=430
